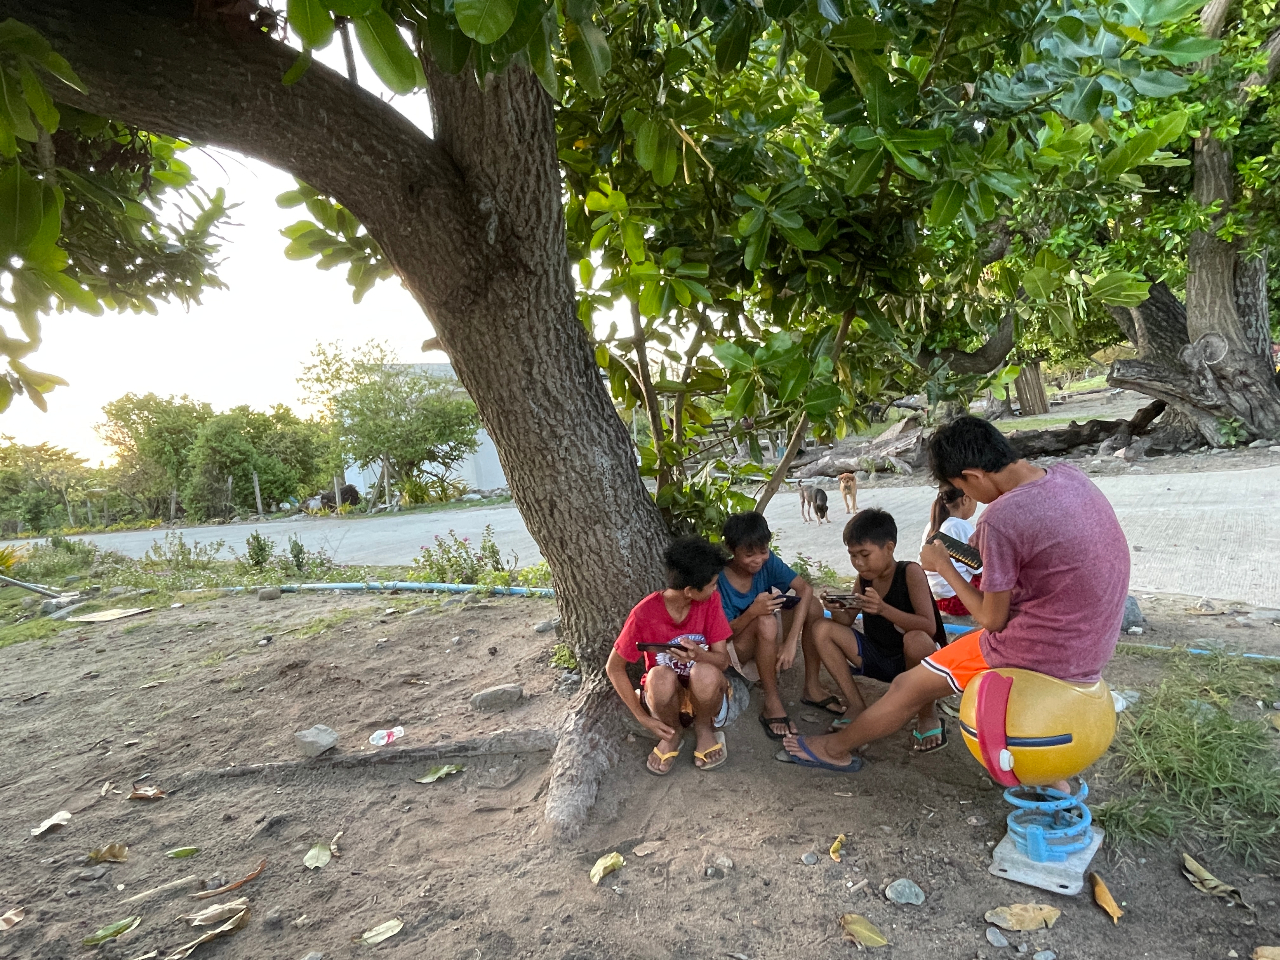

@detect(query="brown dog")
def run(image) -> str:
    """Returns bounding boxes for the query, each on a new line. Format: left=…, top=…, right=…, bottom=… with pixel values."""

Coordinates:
left=838, top=473, right=858, bottom=514
left=799, top=483, right=830, bottom=524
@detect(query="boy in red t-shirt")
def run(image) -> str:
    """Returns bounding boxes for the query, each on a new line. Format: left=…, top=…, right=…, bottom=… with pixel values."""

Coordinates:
left=606, top=536, right=733, bottom=775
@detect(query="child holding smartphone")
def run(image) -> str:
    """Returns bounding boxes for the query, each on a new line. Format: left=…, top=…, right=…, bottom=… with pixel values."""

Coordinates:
left=606, top=536, right=733, bottom=775
left=800, top=509, right=948, bottom=766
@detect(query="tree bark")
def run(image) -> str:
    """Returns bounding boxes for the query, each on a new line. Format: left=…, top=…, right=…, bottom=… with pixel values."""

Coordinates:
left=1013, top=360, right=1050, bottom=416
left=16, top=0, right=671, bottom=837
left=630, top=301, right=669, bottom=489
left=916, top=312, right=1016, bottom=374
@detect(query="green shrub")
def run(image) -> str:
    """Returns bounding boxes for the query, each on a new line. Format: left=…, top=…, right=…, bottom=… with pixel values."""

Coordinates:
left=410, top=524, right=513, bottom=584
left=244, top=531, right=274, bottom=568
left=551, top=642, right=577, bottom=670
left=14, top=537, right=97, bottom=582
left=143, top=532, right=225, bottom=571
left=789, top=553, right=845, bottom=587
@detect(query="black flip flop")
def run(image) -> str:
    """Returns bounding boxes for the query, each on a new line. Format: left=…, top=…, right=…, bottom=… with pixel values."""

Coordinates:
left=801, top=695, right=845, bottom=716
left=759, top=713, right=795, bottom=741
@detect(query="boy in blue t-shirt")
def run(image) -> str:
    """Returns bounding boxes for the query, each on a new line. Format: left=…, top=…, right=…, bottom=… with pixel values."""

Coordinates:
left=718, top=512, right=823, bottom=740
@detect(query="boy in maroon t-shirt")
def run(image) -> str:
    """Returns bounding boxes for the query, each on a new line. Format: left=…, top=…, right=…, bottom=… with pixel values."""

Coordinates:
left=606, top=536, right=733, bottom=775
left=781, top=416, right=1129, bottom=776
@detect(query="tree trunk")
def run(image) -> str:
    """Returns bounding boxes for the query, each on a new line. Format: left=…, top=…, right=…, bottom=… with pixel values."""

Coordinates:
left=20, top=0, right=671, bottom=838
left=1013, top=360, right=1050, bottom=416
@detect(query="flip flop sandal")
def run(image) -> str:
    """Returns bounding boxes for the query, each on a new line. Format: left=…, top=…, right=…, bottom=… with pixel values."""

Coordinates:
left=694, top=732, right=728, bottom=771
left=912, top=719, right=948, bottom=754
left=827, top=716, right=854, bottom=732
left=646, top=742, right=682, bottom=776
left=775, top=735, right=863, bottom=773
left=759, top=713, right=795, bottom=741
left=801, top=695, right=845, bottom=716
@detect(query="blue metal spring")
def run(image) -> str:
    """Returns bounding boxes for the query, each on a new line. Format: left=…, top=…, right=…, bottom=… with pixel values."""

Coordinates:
left=1003, top=780, right=1093, bottom=863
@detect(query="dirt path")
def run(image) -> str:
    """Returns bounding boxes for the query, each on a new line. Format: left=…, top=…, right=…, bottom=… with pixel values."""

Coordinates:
left=1, top=591, right=1279, bottom=959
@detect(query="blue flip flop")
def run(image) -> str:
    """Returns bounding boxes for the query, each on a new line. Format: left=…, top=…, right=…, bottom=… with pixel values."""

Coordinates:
left=777, top=735, right=864, bottom=773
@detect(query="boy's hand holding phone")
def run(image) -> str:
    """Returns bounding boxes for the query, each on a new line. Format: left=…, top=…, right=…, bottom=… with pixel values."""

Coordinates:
left=748, top=591, right=786, bottom=618
left=857, top=587, right=883, bottom=616
left=919, top=539, right=950, bottom=574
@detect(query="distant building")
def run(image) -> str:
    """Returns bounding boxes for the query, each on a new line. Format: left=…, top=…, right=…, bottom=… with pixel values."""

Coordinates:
left=342, top=362, right=507, bottom=495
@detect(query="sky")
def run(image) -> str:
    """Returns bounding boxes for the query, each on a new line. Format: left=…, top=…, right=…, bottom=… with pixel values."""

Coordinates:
left=4, top=36, right=447, bottom=468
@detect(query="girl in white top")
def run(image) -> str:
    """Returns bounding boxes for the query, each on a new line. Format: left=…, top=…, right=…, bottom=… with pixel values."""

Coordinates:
left=920, top=485, right=980, bottom=614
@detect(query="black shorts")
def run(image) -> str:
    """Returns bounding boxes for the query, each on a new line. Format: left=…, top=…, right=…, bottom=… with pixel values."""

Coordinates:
left=850, top=631, right=907, bottom=683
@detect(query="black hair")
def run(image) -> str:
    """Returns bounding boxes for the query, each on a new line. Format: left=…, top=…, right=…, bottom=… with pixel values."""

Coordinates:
left=722, top=511, right=772, bottom=552
left=843, top=508, right=897, bottom=548
left=929, top=485, right=967, bottom=538
left=928, top=415, right=1019, bottom=483
left=663, top=535, right=728, bottom=590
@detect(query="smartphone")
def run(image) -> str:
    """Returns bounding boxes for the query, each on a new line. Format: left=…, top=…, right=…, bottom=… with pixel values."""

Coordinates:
left=823, top=593, right=863, bottom=607
left=777, top=594, right=803, bottom=610
left=927, top=531, right=983, bottom=570
left=636, top=641, right=684, bottom=652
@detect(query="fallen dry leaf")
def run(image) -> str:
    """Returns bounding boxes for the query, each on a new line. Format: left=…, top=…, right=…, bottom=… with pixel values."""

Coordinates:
left=415, top=764, right=463, bottom=783
left=589, top=852, right=624, bottom=885
left=1089, top=872, right=1123, bottom=924
left=83, top=916, right=141, bottom=945
left=129, top=783, right=165, bottom=800
left=0, top=907, right=24, bottom=932
left=90, top=842, right=129, bottom=863
left=984, top=903, right=1061, bottom=931
left=189, top=859, right=267, bottom=900
left=303, top=843, right=331, bottom=870
left=125, top=952, right=158, bottom=960
left=179, top=898, right=249, bottom=927
left=631, top=841, right=663, bottom=858
left=840, top=913, right=889, bottom=948
left=1182, top=853, right=1251, bottom=909
left=355, top=918, right=403, bottom=945
left=330, top=831, right=344, bottom=858
left=830, top=833, right=845, bottom=863
left=161, top=905, right=248, bottom=959
left=31, top=810, right=71, bottom=836
left=1266, top=713, right=1280, bottom=733
left=1252, top=949, right=1280, bottom=960
left=100, top=781, right=115, bottom=797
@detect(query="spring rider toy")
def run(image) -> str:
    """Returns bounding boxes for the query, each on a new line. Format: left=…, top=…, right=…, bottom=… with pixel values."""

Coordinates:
left=958, top=667, right=1117, bottom=894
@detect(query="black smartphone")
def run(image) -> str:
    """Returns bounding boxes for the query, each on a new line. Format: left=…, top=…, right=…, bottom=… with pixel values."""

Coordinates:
left=823, top=593, right=863, bottom=607
left=636, top=641, right=684, bottom=652
left=777, top=594, right=803, bottom=610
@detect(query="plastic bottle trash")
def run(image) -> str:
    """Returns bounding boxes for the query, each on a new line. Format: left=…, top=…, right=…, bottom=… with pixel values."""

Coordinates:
left=368, top=727, right=404, bottom=747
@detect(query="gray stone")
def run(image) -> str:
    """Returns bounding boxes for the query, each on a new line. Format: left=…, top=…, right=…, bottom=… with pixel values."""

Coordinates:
left=986, top=927, right=1009, bottom=948
left=1033, top=952, right=1056, bottom=960
left=39, top=599, right=60, bottom=615
left=460, top=493, right=484, bottom=502
left=64, top=575, right=81, bottom=585
left=1249, top=438, right=1272, bottom=448
left=48, top=603, right=88, bottom=621
left=77, top=866, right=107, bottom=881
left=21, top=595, right=38, bottom=608
left=463, top=592, right=482, bottom=604
left=294, top=725, right=339, bottom=758
left=1017, top=946, right=1028, bottom=955
left=263, top=907, right=284, bottom=929
left=885, top=878, right=925, bottom=905
left=1121, top=595, right=1144, bottom=632
left=470, top=684, right=524, bottom=712
left=1248, top=609, right=1280, bottom=621
left=854, top=471, right=869, bottom=482
left=407, top=606, right=428, bottom=616
left=108, top=585, right=128, bottom=596
left=801, top=852, right=819, bottom=865
left=258, top=586, right=282, bottom=601
left=534, top=618, right=560, bottom=634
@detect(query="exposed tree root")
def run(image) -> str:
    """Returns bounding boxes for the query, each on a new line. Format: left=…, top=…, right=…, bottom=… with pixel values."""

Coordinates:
left=542, top=677, right=626, bottom=840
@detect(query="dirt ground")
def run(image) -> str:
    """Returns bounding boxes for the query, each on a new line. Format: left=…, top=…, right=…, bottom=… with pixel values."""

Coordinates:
left=1, top=589, right=1279, bottom=960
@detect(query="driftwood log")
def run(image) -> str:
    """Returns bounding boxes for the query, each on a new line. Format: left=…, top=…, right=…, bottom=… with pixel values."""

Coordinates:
left=1004, top=400, right=1168, bottom=458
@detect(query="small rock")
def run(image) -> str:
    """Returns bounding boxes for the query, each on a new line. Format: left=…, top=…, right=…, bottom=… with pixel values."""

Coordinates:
left=488, top=646, right=498, bottom=657
left=258, top=586, right=282, bottom=601
left=1248, top=438, right=1272, bottom=448
left=204, top=875, right=226, bottom=891
left=1017, top=945, right=1028, bottom=955
left=1033, top=952, right=1056, bottom=960
left=408, top=606, right=427, bottom=616
left=534, top=619, right=560, bottom=634
left=21, top=595, right=38, bottom=609
left=1248, top=609, right=1280, bottom=622
left=294, top=724, right=339, bottom=758
left=78, top=866, right=107, bottom=881
left=300, top=953, right=324, bottom=960
left=108, top=585, right=128, bottom=597
left=264, top=907, right=284, bottom=929
left=986, top=927, right=1009, bottom=948
left=258, top=635, right=273, bottom=647
left=801, top=852, right=819, bottom=865
left=885, top=878, right=925, bottom=905
left=1121, top=595, right=1144, bottom=632
left=64, top=575, right=82, bottom=585
left=1127, top=626, right=1143, bottom=635
left=470, top=683, right=524, bottom=712
left=460, top=493, right=483, bottom=502
left=463, top=592, right=482, bottom=605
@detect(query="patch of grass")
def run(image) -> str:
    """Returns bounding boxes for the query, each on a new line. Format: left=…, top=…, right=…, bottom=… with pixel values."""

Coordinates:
left=551, top=642, right=578, bottom=670
left=296, top=607, right=362, bottom=639
left=0, top=617, right=62, bottom=650
left=198, top=650, right=226, bottom=668
left=993, top=414, right=1082, bottom=434
left=1097, top=651, right=1280, bottom=864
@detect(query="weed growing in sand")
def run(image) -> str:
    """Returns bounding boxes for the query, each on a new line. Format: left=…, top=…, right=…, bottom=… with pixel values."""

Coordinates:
left=199, top=650, right=227, bottom=668
left=0, top=617, right=62, bottom=650
left=297, top=608, right=361, bottom=639
left=551, top=642, right=578, bottom=670
left=1097, top=649, right=1280, bottom=864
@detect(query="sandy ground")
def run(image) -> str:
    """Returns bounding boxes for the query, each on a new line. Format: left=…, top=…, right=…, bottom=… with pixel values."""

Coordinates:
left=1, top=589, right=1279, bottom=960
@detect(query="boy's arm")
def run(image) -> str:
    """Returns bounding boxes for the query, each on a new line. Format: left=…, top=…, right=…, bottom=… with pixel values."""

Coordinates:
left=673, top=638, right=731, bottom=672
left=729, top=591, right=785, bottom=635
left=921, top=541, right=1010, bottom=631
left=869, top=564, right=939, bottom=635
left=605, top=649, right=675, bottom=741
left=782, top=576, right=814, bottom=651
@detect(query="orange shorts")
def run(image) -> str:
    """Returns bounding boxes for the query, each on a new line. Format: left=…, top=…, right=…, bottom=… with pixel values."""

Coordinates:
left=922, top=629, right=988, bottom=693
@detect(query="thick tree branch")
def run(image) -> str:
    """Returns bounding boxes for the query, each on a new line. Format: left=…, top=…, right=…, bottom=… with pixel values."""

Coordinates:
left=916, top=313, right=1016, bottom=375
left=1244, top=27, right=1280, bottom=88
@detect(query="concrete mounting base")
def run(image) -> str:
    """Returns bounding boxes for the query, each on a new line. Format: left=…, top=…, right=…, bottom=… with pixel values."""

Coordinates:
left=988, top=826, right=1104, bottom=896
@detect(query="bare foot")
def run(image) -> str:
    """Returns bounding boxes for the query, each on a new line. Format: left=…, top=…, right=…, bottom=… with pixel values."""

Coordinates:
left=782, top=732, right=855, bottom=767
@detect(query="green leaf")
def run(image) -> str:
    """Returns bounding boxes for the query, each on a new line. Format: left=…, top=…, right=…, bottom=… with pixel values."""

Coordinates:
left=566, top=19, right=610, bottom=98
left=37, top=52, right=84, bottom=92
left=1059, top=77, right=1102, bottom=123
left=725, top=376, right=757, bottom=418
left=0, top=68, right=35, bottom=142
left=288, top=0, right=335, bottom=49
left=927, top=180, right=965, bottom=228
left=775, top=355, right=810, bottom=403
left=743, top=222, right=771, bottom=270
left=427, top=9, right=474, bottom=75
left=1150, top=110, right=1188, bottom=148
left=844, top=146, right=884, bottom=196
left=166, top=846, right=200, bottom=858
left=354, top=9, right=419, bottom=94
left=1140, top=35, right=1219, bottom=67
left=714, top=8, right=753, bottom=73
left=639, top=280, right=664, bottom=315
left=0, top=162, right=44, bottom=260
left=83, top=917, right=141, bottom=946
left=1130, top=69, right=1189, bottom=98
left=620, top=218, right=646, bottom=262
left=526, top=11, right=559, bottom=98
left=803, top=380, right=843, bottom=419
left=738, top=206, right=766, bottom=236
left=329, top=0, right=376, bottom=13
left=713, top=341, right=755, bottom=373
left=633, top=118, right=659, bottom=169
left=1021, top=266, right=1058, bottom=301
left=18, top=63, right=57, bottom=133
left=1044, top=301, right=1076, bottom=339
left=416, top=764, right=464, bottom=783
left=652, top=126, right=679, bottom=186
left=282, top=48, right=313, bottom=85
left=304, top=842, right=332, bottom=869
left=804, top=45, right=835, bottom=93
left=1089, top=271, right=1150, bottom=306
left=455, top=0, right=518, bottom=46
left=776, top=223, right=821, bottom=251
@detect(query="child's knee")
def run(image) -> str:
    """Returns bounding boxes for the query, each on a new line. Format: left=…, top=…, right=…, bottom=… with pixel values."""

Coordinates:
left=645, top=665, right=679, bottom=696
left=755, top=613, right=779, bottom=642
left=688, top=661, right=724, bottom=697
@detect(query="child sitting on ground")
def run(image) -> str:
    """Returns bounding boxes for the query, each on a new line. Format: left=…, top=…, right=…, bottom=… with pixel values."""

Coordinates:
left=606, top=535, right=733, bottom=775
left=716, top=512, right=822, bottom=740
left=921, top=485, right=982, bottom=617
left=781, top=415, right=1129, bottom=775
left=808, top=508, right=949, bottom=753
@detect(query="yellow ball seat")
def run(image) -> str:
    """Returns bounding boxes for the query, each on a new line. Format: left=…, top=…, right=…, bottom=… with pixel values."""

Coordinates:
left=958, top=668, right=1116, bottom=787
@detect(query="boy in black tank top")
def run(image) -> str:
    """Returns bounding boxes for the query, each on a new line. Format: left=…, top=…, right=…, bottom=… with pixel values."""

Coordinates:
left=806, top=509, right=949, bottom=756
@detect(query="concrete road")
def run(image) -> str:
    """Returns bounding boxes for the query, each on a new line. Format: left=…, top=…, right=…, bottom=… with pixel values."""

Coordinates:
left=15, top=464, right=1280, bottom=606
